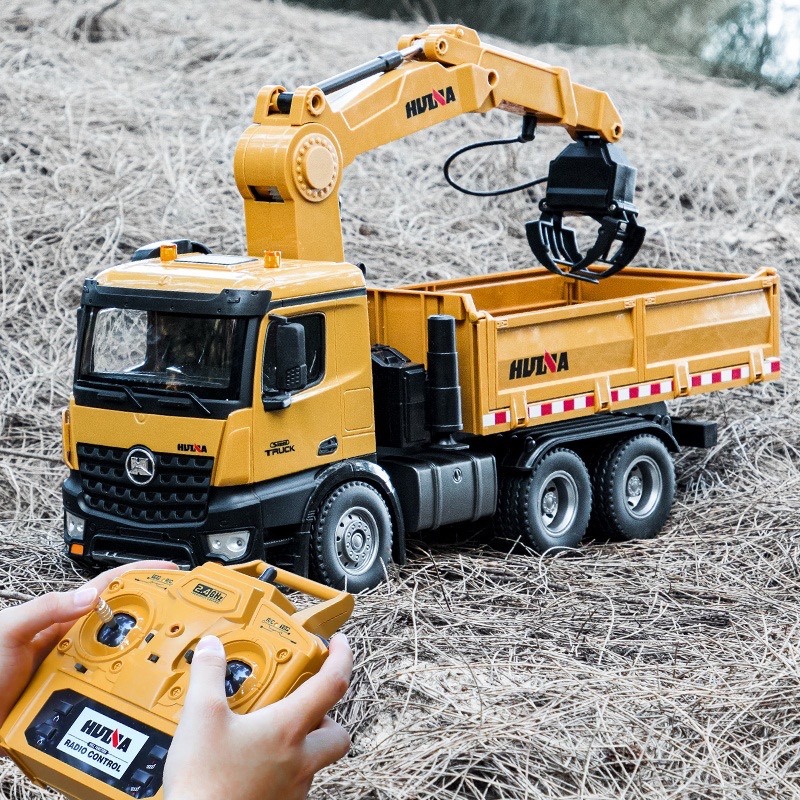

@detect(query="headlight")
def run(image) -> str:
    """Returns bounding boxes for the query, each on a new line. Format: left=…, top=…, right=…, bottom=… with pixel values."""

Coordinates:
left=65, top=512, right=85, bottom=540
left=204, top=531, right=250, bottom=562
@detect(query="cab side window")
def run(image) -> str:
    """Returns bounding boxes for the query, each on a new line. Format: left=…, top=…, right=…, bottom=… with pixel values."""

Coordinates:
left=262, top=313, right=325, bottom=392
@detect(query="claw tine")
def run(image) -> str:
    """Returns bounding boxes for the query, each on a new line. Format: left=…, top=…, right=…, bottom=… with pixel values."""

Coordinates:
left=547, top=226, right=563, bottom=261
left=561, top=228, right=582, bottom=265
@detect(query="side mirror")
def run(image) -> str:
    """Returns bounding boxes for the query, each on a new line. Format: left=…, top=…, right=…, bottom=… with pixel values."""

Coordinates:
left=263, top=318, right=308, bottom=410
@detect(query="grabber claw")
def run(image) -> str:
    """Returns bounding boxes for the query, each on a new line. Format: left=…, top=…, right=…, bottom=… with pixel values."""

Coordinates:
left=527, top=136, right=646, bottom=283
left=526, top=209, right=646, bottom=284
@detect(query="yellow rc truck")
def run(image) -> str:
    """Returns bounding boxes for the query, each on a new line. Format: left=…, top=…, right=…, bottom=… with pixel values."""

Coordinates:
left=61, top=27, right=781, bottom=590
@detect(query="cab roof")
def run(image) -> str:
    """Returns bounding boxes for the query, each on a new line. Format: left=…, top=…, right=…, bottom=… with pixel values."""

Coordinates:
left=94, top=253, right=365, bottom=302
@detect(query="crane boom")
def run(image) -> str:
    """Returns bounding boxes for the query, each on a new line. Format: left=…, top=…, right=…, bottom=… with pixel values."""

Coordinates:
left=234, top=25, right=642, bottom=279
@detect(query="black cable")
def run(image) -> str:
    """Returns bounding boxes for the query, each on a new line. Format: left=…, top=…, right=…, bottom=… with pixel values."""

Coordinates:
left=443, top=136, right=548, bottom=198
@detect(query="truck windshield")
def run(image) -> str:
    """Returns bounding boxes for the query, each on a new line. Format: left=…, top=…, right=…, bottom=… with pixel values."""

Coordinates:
left=79, top=308, right=246, bottom=400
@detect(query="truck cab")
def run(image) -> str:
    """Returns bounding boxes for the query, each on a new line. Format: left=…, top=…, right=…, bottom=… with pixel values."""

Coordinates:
left=62, top=244, right=390, bottom=585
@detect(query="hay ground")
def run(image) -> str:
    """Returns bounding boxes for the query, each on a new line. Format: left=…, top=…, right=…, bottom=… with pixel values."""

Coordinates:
left=1, top=1, right=799, bottom=797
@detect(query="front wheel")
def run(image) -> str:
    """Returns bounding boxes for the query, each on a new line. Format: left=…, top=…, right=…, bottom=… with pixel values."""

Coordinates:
left=310, top=481, right=393, bottom=591
left=592, top=434, right=675, bottom=540
left=496, top=448, right=592, bottom=553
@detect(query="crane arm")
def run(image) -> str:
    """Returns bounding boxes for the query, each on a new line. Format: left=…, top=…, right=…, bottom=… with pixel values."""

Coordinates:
left=234, top=25, right=643, bottom=279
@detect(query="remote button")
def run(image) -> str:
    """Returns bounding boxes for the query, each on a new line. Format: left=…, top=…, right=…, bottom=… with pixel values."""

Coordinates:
left=144, top=744, right=168, bottom=771
left=126, top=769, right=152, bottom=798
left=33, top=723, right=58, bottom=748
left=53, top=699, right=75, bottom=716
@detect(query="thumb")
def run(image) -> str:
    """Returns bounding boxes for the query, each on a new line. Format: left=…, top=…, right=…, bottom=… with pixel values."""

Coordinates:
left=182, top=636, right=230, bottom=722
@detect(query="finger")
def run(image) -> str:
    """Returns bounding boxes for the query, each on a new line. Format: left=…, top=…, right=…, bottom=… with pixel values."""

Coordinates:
left=1, top=587, right=100, bottom=644
left=303, top=716, right=350, bottom=773
left=15, top=562, right=180, bottom=654
left=273, top=633, right=353, bottom=729
left=181, top=636, right=230, bottom=725
left=31, top=622, right=70, bottom=656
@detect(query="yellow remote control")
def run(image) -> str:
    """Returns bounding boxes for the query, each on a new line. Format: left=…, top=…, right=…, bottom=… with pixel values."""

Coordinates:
left=0, top=561, right=353, bottom=800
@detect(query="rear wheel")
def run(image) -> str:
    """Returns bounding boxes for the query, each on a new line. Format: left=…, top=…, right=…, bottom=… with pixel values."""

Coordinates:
left=592, top=434, right=675, bottom=540
left=496, top=448, right=592, bottom=553
left=310, top=481, right=393, bottom=591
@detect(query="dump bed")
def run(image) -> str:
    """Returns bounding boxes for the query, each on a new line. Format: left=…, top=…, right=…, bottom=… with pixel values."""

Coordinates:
left=367, top=266, right=781, bottom=435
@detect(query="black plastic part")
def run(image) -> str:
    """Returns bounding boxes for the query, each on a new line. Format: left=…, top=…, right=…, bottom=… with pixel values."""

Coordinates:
left=262, top=314, right=322, bottom=411
left=261, top=393, right=291, bottom=411
left=277, top=49, right=406, bottom=113
left=317, top=436, right=339, bottom=456
left=76, top=443, right=214, bottom=526
left=259, top=566, right=278, bottom=583
left=225, top=660, right=253, bottom=697
left=520, top=113, right=537, bottom=143
left=275, top=322, right=308, bottom=391
left=497, top=409, right=679, bottom=473
left=131, top=239, right=211, bottom=262
left=527, top=137, right=646, bottom=282
left=543, top=137, right=637, bottom=216
left=426, top=315, right=464, bottom=448
left=442, top=115, right=547, bottom=198
left=82, top=280, right=272, bottom=317
left=24, top=689, right=171, bottom=799
left=64, top=456, right=407, bottom=577
left=371, top=345, right=427, bottom=449
left=184, top=649, right=194, bottom=664
left=527, top=212, right=646, bottom=284
left=268, top=286, right=366, bottom=311
left=670, top=417, right=718, bottom=449
left=97, top=613, right=137, bottom=648
left=380, top=450, right=497, bottom=533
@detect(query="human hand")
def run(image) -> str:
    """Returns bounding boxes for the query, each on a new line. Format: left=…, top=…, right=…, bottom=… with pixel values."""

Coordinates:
left=164, top=632, right=353, bottom=800
left=0, top=560, right=177, bottom=730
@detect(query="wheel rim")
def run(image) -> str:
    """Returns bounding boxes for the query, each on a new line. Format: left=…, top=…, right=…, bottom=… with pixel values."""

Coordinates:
left=537, top=470, right=579, bottom=537
left=334, top=505, right=379, bottom=576
left=623, top=456, right=663, bottom=518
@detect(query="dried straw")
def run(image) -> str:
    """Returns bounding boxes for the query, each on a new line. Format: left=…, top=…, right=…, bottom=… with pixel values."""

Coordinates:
left=0, top=0, right=798, bottom=797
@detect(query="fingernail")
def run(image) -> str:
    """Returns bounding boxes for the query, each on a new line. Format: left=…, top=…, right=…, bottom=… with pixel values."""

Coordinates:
left=195, top=635, right=224, bottom=655
left=334, top=631, right=349, bottom=646
left=73, top=587, right=98, bottom=608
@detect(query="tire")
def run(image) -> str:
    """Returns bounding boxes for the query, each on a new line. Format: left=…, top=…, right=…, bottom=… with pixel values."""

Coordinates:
left=592, top=434, right=675, bottom=540
left=495, top=448, right=592, bottom=553
left=310, top=481, right=393, bottom=592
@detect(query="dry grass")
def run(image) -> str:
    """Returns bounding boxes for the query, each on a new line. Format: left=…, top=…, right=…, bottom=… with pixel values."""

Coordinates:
left=1, top=0, right=799, bottom=798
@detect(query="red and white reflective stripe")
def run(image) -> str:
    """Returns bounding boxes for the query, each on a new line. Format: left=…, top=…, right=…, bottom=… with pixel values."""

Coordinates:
left=611, top=379, right=673, bottom=403
left=528, top=392, right=594, bottom=419
left=766, top=357, right=781, bottom=374
left=481, top=359, right=779, bottom=429
left=691, top=365, right=750, bottom=388
left=482, top=409, right=511, bottom=427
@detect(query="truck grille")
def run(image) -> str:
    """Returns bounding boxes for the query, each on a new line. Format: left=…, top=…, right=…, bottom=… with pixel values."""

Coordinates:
left=77, top=444, right=213, bottom=524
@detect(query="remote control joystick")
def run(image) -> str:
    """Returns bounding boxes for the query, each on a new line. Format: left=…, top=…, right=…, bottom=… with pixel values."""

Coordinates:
left=224, top=661, right=253, bottom=698
left=96, top=611, right=137, bottom=648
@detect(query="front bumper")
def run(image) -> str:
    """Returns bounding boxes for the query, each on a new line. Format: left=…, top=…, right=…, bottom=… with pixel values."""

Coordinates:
left=62, top=471, right=303, bottom=572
